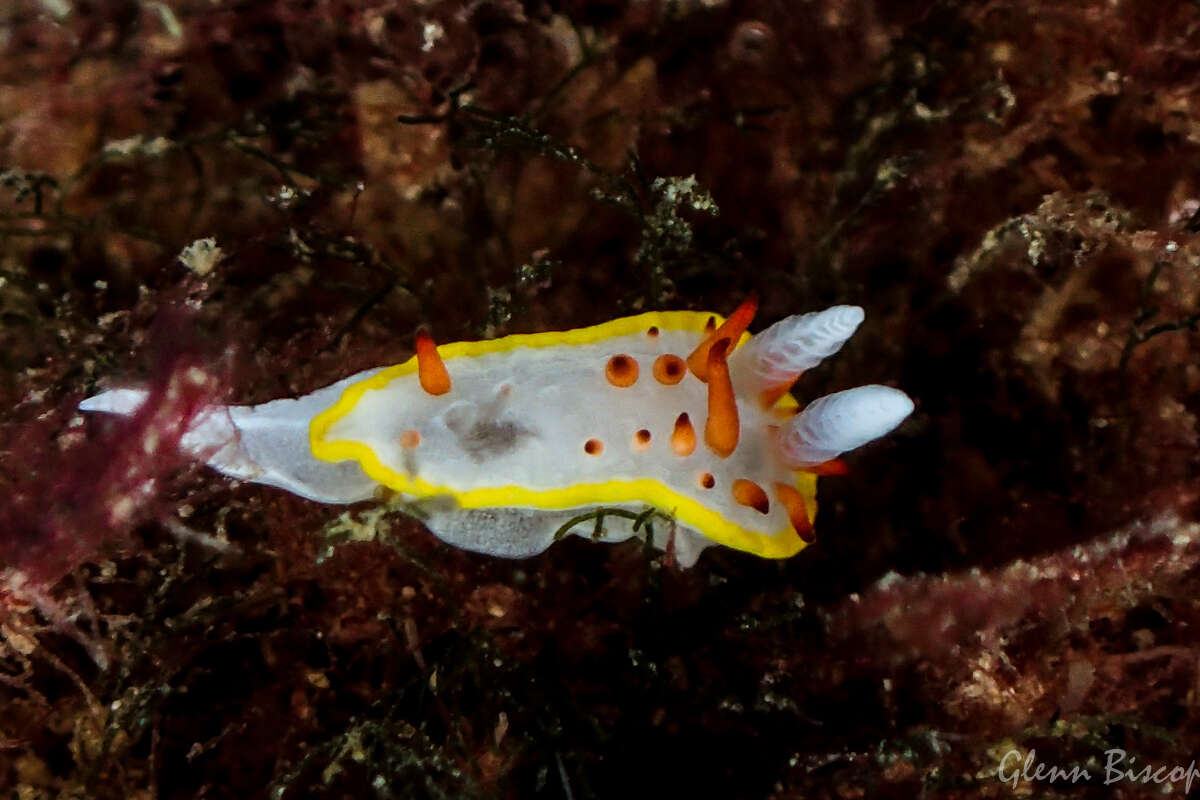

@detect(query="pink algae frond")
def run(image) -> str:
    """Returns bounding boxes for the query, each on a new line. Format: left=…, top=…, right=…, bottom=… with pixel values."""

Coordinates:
left=0, top=361, right=223, bottom=668
left=1, top=332, right=229, bottom=592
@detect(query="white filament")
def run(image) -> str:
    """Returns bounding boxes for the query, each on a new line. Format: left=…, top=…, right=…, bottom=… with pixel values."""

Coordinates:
left=739, top=305, right=865, bottom=388
left=778, top=385, right=913, bottom=467
left=78, top=387, right=148, bottom=415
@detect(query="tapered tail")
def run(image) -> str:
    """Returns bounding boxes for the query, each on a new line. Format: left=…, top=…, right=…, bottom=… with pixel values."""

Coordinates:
left=79, top=375, right=381, bottom=504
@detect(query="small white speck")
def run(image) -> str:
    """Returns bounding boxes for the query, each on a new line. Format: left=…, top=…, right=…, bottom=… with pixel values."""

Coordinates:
left=421, top=20, right=444, bottom=52
left=102, top=134, right=173, bottom=158
left=185, top=366, right=210, bottom=386
left=109, top=496, right=136, bottom=525
left=177, top=238, right=224, bottom=276
left=37, top=0, right=71, bottom=19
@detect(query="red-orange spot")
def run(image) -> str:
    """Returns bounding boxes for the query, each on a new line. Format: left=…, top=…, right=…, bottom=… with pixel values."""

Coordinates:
left=687, top=292, right=759, bottom=381
left=399, top=429, right=421, bottom=448
left=606, top=354, right=639, bottom=387
left=698, top=472, right=715, bottom=489
left=732, top=479, right=770, bottom=514
left=653, top=354, right=686, bottom=385
left=416, top=330, right=451, bottom=395
left=671, top=412, right=696, bottom=456
left=647, top=326, right=660, bottom=337
left=802, top=458, right=849, bottom=476
left=703, top=339, right=739, bottom=458
left=584, top=438, right=604, bottom=455
left=775, top=483, right=814, bottom=542
left=633, top=429, right=652, bottom=451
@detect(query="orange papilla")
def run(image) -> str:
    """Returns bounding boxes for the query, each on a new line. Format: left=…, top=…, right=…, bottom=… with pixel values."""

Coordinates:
left=415, top=330, right=451, bottom=395
left=802, top=458, right=849, bottom=476
left=653, top=354, right=687, bottom=385
left=732, top=479, right=769, bottom=514
left=687, top=292, right=759, bottom=381
left=703, top=339, right=739, bottom=458
left=774, top=482, right=814, bottom=542
left=670, top=412, right=696, bottom=456
left=606, top=354, right=639, bottom=387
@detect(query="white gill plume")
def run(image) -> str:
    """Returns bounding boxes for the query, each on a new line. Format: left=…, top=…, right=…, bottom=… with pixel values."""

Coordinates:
left=736, top=305, right=865, bottom=395
left=776, top=385, right=914, bottom=468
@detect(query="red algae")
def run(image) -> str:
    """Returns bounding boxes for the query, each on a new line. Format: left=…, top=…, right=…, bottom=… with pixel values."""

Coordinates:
left=2, top=315, right=226, bottom=589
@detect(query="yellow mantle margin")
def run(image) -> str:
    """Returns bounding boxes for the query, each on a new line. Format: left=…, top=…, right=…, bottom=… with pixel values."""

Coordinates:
left=309, top=310, right=814, bottom=559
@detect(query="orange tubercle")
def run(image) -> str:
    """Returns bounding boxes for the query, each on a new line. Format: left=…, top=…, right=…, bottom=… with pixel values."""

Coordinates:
left=774, top=482, right=814, bottom=542
left=671, top=412, right=696, bottom=456
left=703, top=339, right=739, bottom=458
left=732, top=479, right=769, bottom=514
left=399, top=429, right=421, bottom=448
left=653, top=354, right=687, bottom=385
left=633, top=428, right=652, bottom=451
left=606, top=354, right=639, bottom=387
left=416, top=330, right=451, bottom=395
left=802, top=458, right=849, bottom=476
left=687, top=292, right=759, bottom=381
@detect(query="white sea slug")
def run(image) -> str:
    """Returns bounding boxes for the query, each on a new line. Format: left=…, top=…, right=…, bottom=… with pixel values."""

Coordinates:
left=80, top=298, right=913, bottom=567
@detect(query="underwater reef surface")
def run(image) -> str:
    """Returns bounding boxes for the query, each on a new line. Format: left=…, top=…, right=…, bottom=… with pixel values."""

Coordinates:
left=1, top=1, right=1198, bottom=797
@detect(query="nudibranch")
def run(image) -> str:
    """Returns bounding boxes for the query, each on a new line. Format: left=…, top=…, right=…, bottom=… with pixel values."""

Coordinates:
left=80, top=300, right=912, bottom=567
